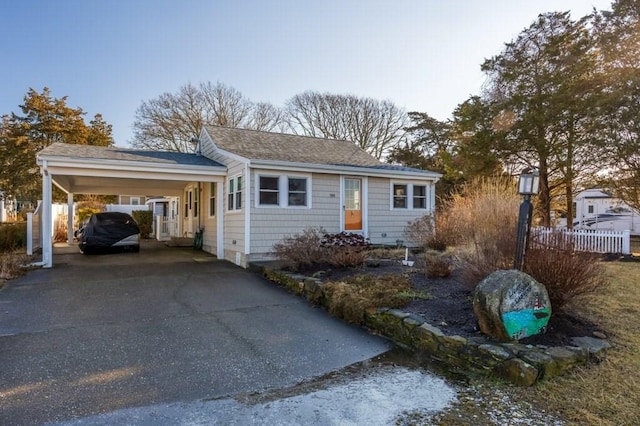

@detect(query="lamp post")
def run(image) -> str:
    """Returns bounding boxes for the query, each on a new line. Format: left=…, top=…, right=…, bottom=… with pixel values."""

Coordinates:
left=514, top=168, right=540, bottom=270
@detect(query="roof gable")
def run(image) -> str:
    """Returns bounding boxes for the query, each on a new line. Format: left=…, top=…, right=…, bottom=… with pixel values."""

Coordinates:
left=203, top=125, right=382, bottom=167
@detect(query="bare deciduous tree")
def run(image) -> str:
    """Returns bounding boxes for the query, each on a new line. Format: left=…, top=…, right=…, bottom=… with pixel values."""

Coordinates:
left=284, top=91, right=408, bottom=159
left=250, top=102, right=286, bottom=132
left=132, top=82, right=284, bottom=152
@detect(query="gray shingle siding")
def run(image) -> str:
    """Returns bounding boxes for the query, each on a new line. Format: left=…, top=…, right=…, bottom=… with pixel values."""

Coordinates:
left=249, top=172, right=341, bottom=256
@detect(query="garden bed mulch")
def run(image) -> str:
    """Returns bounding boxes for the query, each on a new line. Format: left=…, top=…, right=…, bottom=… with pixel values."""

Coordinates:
left=318, top=260, right=603, bottom=347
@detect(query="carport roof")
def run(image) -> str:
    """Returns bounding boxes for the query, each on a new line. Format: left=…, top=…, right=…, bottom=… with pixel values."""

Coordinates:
left=37, top=143, right=226, bottom=196
left=39, top=143, right=223, bottom=167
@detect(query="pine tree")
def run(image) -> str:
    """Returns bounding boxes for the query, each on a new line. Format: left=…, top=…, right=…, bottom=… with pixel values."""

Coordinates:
left=0, top=88, right=114, bottom=202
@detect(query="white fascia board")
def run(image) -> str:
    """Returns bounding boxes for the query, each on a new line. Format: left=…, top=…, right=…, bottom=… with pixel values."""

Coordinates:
left=48, top=166, right=225, bottom=183
left=249, top=159, right=442, bottom=181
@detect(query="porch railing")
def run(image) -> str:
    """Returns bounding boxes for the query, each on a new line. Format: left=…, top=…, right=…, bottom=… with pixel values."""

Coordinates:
left=27, top=200, right=43, bottom=256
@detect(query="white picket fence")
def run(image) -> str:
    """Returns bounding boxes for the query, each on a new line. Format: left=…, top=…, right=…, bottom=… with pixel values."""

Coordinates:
left=532, top=227, right=631, bottom=255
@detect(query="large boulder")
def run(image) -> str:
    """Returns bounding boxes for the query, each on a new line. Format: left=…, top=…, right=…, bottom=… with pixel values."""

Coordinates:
left=473, top=270, right=551, bottom=341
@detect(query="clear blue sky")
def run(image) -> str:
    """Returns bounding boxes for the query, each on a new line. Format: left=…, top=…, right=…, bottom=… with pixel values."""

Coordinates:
left=1, top=0, right=613, bottom=147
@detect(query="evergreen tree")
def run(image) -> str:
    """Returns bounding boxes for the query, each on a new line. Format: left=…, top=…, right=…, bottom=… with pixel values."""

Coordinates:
left=0, top=87, right=114, bottom=203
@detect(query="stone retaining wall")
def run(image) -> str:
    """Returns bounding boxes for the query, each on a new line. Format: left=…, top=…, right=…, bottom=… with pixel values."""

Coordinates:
left=257, top=266, right=611, bottom=386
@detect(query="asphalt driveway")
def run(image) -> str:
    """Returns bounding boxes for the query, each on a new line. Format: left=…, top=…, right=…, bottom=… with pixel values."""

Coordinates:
left=0, top=242, right=392, bottom=424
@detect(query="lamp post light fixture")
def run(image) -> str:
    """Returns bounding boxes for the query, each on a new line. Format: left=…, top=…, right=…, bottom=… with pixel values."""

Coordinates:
left=514, top=168, right=540, bottom=270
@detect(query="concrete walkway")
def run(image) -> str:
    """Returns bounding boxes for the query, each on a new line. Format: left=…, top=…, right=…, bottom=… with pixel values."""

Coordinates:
left=0, top=242, right=392, bottom=424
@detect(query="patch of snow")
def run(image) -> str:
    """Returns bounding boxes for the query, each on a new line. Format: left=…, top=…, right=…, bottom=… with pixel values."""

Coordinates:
left=52, top=367, right=456, bottom=425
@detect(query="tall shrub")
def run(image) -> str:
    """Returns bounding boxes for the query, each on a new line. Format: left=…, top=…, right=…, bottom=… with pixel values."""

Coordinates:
left=0, top=223, right=27, bottom=252
left=438, top=176, right=521, bottom=286
left=131, top=210, right=153, bottom=238
left=525, top=230, right=608, bottom=313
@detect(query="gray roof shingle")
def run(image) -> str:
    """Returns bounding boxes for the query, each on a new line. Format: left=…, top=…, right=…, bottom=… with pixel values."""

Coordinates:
left=38, top=143, right=224, bottom=167
left=204, top=125, right=383, bottom=167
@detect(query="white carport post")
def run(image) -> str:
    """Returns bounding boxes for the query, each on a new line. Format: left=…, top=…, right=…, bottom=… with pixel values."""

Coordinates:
left=67, top=192, right=74, bottom=244
left=42, top=161, right=53, bottom=268
left=216, top=178, right=224, bottom=259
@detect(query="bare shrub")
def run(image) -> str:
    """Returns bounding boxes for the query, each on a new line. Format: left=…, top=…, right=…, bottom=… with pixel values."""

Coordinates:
left=270, top=227, right=328, bottom=272
left=425, top=253, right=452, bottom=278
left=525, top=231, right=609, bottom=313
left=323, top=274, right=419, bottom=324
left=438, top=176, right=520, bottom=287
left=327, top=246, right=368, bottom=268
left=404, top=214, right=435, bottom=249
left=405, top=214, right=449, bottom=251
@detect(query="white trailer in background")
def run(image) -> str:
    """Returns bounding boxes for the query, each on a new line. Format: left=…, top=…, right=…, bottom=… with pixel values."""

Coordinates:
left=573, top=189, right=640, bottom=236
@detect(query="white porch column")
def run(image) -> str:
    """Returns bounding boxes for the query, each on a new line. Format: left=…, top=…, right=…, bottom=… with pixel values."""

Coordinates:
left=42, top=163, right=53, bottom=268
left=67, top=192, right=74, bottom=244
left=216, top=179, right=224, bottom=259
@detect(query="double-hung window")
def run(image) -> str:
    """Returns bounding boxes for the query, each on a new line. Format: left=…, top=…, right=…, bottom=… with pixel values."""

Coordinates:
left=393, top=184, right=408, bottom=208
left=259, top=176, right=280, bottom=205
left=413, top=185, right=427, bottom=209
left=392, top=183, right=429, bottom=210
left=228, top=176, right=242, bottom=211
left=288, top=178, right=307, bottom=206
left=257, top=174, right=310, bottom=208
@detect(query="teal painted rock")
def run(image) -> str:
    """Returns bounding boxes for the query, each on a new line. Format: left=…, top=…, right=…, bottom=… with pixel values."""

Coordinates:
left=502, top=307, right=551, bottom=340
left=474, top=270, right=552, bottom=341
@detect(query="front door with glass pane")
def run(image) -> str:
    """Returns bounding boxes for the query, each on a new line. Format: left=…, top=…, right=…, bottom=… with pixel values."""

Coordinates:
left=343, top=178, right=362, bottom=231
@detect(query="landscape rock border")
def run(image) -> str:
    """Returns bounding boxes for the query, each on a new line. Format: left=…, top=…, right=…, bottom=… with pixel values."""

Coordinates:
left=254, top=265, right=611, bottom=386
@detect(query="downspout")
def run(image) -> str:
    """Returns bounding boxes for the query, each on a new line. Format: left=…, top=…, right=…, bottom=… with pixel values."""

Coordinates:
left=244, top=162, right=251, bottom=266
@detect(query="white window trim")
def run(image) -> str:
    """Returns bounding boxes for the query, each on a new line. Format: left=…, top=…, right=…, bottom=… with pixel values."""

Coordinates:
left=256, top=174, right=281, bottom=207
left=227, top=174, right=243, bottom=213
left=208, top=182, right=217, bottom=218
left=412, top=184, right=428, bottom=210
left=390, top=181, right=430, bottom=211
left=255, top=172, right=312, bottom=209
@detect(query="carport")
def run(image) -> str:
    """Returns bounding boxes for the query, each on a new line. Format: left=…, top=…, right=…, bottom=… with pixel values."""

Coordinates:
left=36, top=143, right=227, bottom=268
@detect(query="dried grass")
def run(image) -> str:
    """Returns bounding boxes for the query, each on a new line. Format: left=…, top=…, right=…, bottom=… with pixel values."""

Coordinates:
left=0, top=250, right=28, bottom=283
left=438, top=176, right=520, bottom=286
left=53, top=219, right=68, bottom=243
left=323, top=274, right=425, bottom=324
left=424, top=253, right=452, bottom=278
left=514, top=262, right=640, bottom=425
left=367, top=247, right=406, bottom=260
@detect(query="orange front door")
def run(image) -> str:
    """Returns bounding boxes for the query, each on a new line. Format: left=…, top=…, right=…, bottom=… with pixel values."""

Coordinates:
left=344, top=178, right=362, bottom=231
